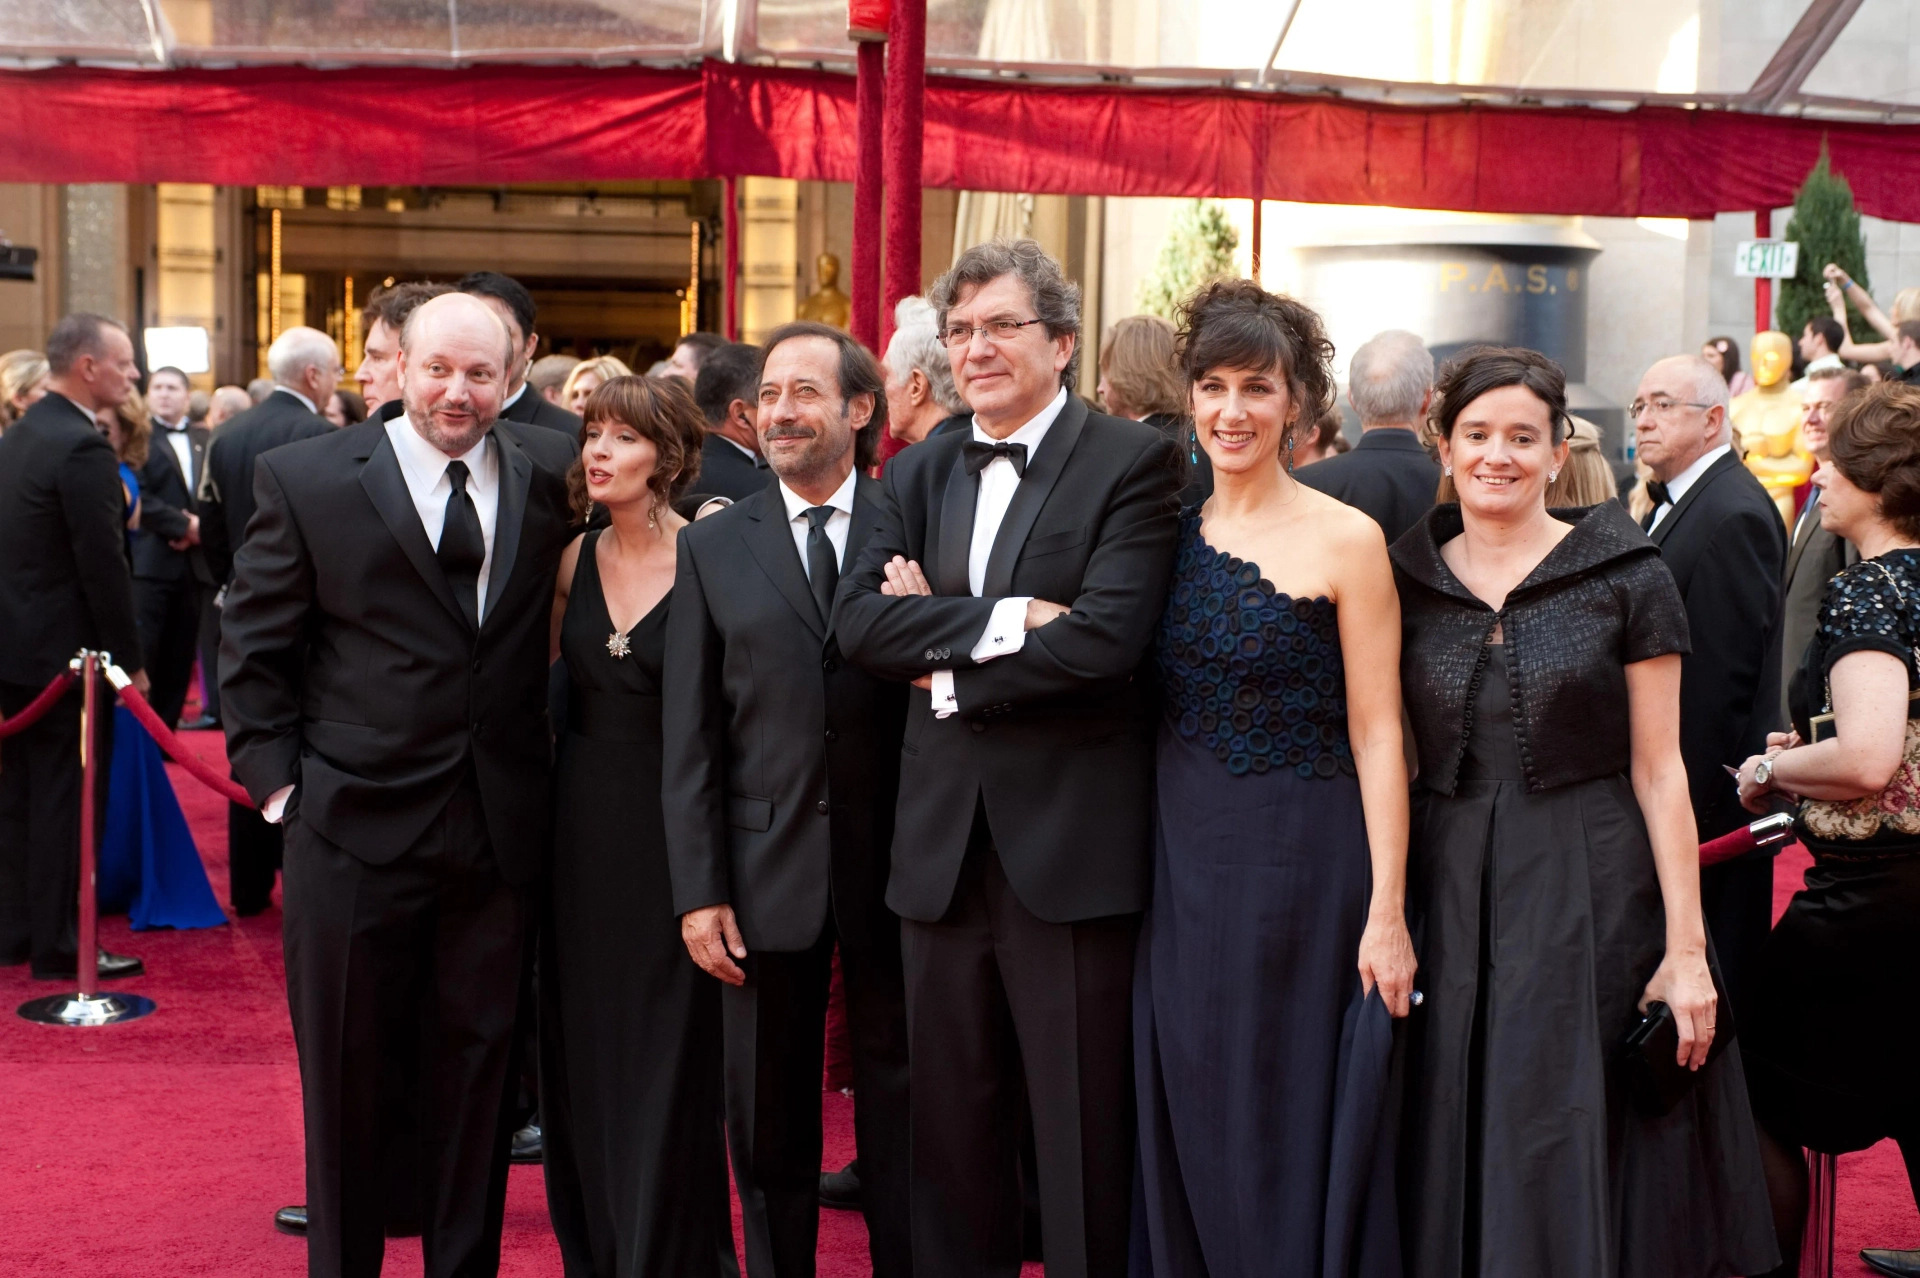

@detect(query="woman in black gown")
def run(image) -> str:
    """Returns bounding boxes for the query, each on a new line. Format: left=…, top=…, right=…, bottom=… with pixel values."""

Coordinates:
left=1133, top=281, right=1416, bottom=1277
left=1733, top=383, right=1920, bottom=1277
left=542, top=375, right=734, bottom=1278
left=1392, top=348, right=1777, bottom=1278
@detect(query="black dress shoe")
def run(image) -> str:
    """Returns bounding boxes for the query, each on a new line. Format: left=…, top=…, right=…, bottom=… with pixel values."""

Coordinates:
left=819, top=1159, right=862, bottom=1211
left=232, top=899, right=270, bottom=918
left=31, top=948, right=145, bottom=981
left=274, top=1205, right=307, bottom=1236
left=510, top=1119, right=543, bottom=1164
left=1864, top=1250, right=1920, bottom=1278
left=178, top=716, right=220, bottom=732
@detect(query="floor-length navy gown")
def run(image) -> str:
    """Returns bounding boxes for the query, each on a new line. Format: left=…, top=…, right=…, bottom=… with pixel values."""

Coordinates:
left=1133, top=515, right=1400, bottom=1278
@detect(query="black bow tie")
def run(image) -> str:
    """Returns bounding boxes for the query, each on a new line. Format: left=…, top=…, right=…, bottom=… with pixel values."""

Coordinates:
left=156, top=420, right=187, bottom=433
left=963, top=439, right=1028, bottom=478
left=1646, top=479, right=1672, bottom=508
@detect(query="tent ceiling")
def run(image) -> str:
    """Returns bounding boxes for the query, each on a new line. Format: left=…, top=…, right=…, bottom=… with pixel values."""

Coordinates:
left=4, top=0, right=1917, bottom=121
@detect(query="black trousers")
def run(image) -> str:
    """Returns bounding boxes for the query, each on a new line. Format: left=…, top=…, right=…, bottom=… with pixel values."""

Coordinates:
left=134, top=576, right=201, bottom=729
left=282, top=772, right=525, bottom=1278
left=228, top=795, right=284, bottom=914
left=196, top=588, right=222, bottom=723
left=721, top=903, right=912, bottom=1278
left=0, top=677, right=112, bottom=974
left=900, top=814, right=1138, bottom=1278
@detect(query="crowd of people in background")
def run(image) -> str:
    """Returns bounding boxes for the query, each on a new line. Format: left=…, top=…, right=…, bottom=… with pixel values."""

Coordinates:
left=1, top=239, right=1917, bottom=1278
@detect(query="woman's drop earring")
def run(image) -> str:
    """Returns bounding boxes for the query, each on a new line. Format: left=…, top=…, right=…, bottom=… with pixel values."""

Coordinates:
left=1284, top=431, right=1295, bottom=474
left=1189, top=429, right=1199, bottom=466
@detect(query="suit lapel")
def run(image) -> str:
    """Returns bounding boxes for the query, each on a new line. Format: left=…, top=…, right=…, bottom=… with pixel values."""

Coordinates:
left=1785, top=490, right=1820, bottom=580
left=935, top=445, right=978, bottom=597
left=831, top=476, right=887, bottom=638
left=743, top=487, right=827, bottom=641
left=483, top=430, right=532, bottom=626
left=357, top=426, right=472, bottom=630
left=1648, top=450, right=1738, bottom=548
left=981, top=396, right=1085, bottom=597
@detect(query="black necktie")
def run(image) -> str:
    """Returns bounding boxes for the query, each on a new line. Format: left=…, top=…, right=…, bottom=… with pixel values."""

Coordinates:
left=438, top=460, right=486, bottom=628
left=962, top=439, right=1028, bottom=477
left=1645, top=479, right=1672, bottom=509
left=804, top=506, right=838, bottom=625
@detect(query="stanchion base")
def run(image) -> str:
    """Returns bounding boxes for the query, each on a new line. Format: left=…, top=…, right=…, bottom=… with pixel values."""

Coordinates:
left=17, top=991, right=156, bottom=1026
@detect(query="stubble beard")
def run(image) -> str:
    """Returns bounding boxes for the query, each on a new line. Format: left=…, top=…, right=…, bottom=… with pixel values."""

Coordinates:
left=407, top=395, right=493, bottom=456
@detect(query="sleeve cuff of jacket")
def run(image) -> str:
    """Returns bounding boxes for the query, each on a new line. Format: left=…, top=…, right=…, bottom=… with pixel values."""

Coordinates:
left=262, top=784, right=294, bottom=824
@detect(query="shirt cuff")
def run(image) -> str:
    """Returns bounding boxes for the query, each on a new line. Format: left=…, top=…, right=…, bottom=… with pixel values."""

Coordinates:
left=262, top=784, right=294, bottom=824
left=931, top=669, right=958, bottom=718
left=971, top=597, right=1031, bottom=664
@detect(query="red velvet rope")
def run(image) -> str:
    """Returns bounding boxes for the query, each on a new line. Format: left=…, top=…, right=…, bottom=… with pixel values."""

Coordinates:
left=0, top=670, right=76, bottom=739
left=112, top=678, right=254, bottom=807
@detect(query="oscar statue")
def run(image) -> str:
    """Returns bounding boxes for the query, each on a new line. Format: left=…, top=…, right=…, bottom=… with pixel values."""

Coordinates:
left=1730, top=330, right=1813, bottom=526
left=795, top=253, right=852, bottom=331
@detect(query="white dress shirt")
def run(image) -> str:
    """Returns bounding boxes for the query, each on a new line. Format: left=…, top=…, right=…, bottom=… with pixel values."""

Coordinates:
left=778, top=466, right=857, bottom=577
left=274, top=386, right=319, bottom=415
left=265, top=415, right=501, bottom=824
left=386, top=414, right=501, bottom=619
left=929, top=386, right=1069, bottom=716
left=155, top=415, right=194, bottom=484
left=1647, top=442, right=1731, bottom=533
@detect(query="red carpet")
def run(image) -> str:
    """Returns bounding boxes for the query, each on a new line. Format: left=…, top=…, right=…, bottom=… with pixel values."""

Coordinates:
left=0, top=729, right=1908, bottom=1276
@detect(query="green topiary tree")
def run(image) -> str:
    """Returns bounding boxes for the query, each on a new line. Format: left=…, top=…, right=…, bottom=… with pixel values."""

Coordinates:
left=1778, top=145, right=1874, bottom=345
left=1138, top=199, right=1240, bottom=320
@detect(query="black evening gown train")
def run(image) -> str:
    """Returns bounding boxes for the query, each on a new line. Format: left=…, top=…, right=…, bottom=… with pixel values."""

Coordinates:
left=1132, top=514, right=1401, bottom=1278
left=541, top=530, right=734, bottom=1278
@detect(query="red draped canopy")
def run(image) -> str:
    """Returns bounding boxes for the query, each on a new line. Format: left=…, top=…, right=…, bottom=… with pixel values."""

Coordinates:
left=4, top=59, right=1920, bottom=220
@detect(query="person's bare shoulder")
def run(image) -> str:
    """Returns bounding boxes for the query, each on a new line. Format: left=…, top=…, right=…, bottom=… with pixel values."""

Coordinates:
left=1300, top=484, right=1390, bottom=566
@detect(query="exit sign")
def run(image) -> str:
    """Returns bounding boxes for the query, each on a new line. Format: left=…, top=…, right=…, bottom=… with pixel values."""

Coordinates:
left=1735, top=240, right=1800, bottom=278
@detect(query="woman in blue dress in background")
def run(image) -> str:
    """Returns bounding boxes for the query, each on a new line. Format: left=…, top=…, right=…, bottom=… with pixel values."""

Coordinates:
left=1133, top=280, right=1416, bottom=1278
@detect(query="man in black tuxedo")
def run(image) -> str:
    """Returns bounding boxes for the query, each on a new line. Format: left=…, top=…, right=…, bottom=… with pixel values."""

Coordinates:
left=1295, top=328, right=1439, bottom=544
left=221, top=293, right=574, bottom=1278
left=0, top=313, right=148, bottom=981
left=691, top=341, right=777, bottom=500
left=666, top=322, right=911, bottom=1278
left=131, top=365, right=214, bottom=728
left=1634, top=354, right=1788, bottom=1027
left=1779, top=368, right=1865, bottom=723
left=199, top=327, right=339, bottom=918
left=838, top=240, right=1180, bottom=1278
left=458, top=271, right=582, bottom=436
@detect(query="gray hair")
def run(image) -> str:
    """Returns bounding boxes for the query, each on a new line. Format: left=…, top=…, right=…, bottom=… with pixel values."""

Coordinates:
left=1347, top=330, right=1434, bottom=426
left=266, top=326, right=339, bottom=387
left=1679, top=353, right=1732, bottom=428
left=931, top=239, right=1082, bottom=391
left=886, top=296, right=965, bottom=414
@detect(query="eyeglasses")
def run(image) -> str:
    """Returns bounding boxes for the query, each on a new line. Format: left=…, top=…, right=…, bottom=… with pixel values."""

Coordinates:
left=941, top=317, right=1045, bottom=348
left=1627, top=396, right=1713, bottom=421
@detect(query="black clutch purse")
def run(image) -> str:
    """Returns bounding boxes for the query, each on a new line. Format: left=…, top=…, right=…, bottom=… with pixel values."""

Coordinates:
left=1618, top=969, right=1736, bottom=1117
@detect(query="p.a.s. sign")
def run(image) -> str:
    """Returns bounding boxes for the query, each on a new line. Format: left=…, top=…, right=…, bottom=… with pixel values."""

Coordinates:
left=1735, top=240, right=1800, bottom=279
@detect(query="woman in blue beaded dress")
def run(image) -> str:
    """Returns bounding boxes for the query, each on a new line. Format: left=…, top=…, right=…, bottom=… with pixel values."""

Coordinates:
left=1133, top=280, right=1416, bottom=1278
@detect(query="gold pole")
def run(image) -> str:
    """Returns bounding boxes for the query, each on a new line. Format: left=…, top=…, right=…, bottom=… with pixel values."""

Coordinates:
left=269, top=207, right=283, bottom=341
left=685, top=224, right=700, bottom=335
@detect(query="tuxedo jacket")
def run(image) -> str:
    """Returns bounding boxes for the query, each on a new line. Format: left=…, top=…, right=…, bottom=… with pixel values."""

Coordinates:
left=219, top=418, right=574, bottom=884
left=132, top=421, right=214, bottom=585
left=1295, top=427, right=1441, bottom=546
left=0, top=392, right=143, bottom=685
left=1645, top=450, right=1788, bottom=840
left=662, top=477, right=907, bottom=953
left=837, top=397, right=1180, bottom=924
left=697, top=433, right=775, bottom=502
left=199, top=390, right=332, bottom=585
left=502, top=385, right=582, bottom=436
left=1779, top=489, right=1856, bottom=724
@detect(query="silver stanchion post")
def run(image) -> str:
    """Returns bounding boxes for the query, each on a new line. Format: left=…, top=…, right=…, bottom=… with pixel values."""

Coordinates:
left=18, top=650, right=156, bottom=1027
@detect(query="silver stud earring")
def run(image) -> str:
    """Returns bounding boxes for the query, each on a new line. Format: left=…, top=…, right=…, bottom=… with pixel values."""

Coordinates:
left=1548, top=469, right=1560, bottom=481
left=1443, top=465, right=1453, bottom=477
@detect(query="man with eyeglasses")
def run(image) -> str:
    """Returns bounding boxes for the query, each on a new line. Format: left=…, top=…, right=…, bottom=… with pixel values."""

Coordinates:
left=1779, top=367, right=1869, bottom=724
left=1632, top=353, right=1787, bottom=1040
left=838, top=239, right=1179, bottom=1278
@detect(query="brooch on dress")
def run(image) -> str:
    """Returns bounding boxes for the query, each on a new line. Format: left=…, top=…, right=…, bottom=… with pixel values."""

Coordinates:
left=606, top=631, right=631, bottom=659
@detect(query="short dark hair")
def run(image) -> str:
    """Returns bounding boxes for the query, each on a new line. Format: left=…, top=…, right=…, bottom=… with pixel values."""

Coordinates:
left=565, top=375, right=706, bottom=523
left=363, top=281, right=451, bottom=336
left=1896, top=319, right=1920, bottom=349
left=46, top=313, right=127, bottom=376
left=333, top=388, right=368, bottom=425
left=692, top=342, right=761, bottom=427
left=1807, top=365, right=1869, bottom=396
left=1429, top=346, right=1571, bottom=445
left=1806, top=315, right=1845, bottom=355
left=457, top=271, right=537, bottom=341
left=675, top=331, right=726, bottom=361
left=758, top=321, right=887, bottom=469
left=1827, top=381, right=1920, bottom=540
left=1176, top=279, right=1335, bottom=448
left=148, top=365, right=190, bottom=389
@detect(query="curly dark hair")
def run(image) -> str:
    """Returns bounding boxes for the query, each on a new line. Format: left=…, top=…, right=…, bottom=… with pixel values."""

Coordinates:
left=565, top=375, right=705, bottom=524
left=1428, top=345, right=1571, bottom=446
left=1827, top=381, right=1920, bottom=541
left=1175, top=280, right=1336, bottom=450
